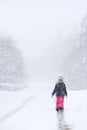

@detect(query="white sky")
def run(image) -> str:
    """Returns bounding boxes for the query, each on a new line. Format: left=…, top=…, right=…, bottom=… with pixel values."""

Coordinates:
left=0, top=0, right=87, bottom=81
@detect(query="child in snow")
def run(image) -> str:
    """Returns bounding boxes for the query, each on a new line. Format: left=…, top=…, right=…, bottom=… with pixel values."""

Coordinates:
left=52, top=76, right=67, bottom=111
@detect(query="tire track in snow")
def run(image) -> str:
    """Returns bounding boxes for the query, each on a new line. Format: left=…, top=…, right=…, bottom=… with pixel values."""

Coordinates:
left=0, top=96, right=35, bottom=123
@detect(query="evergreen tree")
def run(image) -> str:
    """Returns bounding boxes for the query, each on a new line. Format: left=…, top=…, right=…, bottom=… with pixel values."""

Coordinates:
left=0, top=36, right=28, bottom=90
left=61, top=15, right=87, bottom=89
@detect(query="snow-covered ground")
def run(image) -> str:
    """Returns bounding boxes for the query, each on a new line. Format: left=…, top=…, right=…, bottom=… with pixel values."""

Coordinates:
left=0, top=84, right=87, bottom=130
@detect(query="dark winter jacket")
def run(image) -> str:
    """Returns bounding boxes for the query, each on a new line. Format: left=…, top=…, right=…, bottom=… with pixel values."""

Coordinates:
left=52, top=82, right=67, bottom=96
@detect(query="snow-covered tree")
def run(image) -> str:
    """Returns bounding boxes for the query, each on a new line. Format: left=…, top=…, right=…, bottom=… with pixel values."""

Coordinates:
left=0, top=36, right=28, bottom=90
left=60, top=15, right=87, bottom=90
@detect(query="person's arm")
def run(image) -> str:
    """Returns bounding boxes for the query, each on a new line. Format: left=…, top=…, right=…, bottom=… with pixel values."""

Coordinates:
left=63, top=83, right=67, bottom=97
left=52, top=84, right=57, bottom=97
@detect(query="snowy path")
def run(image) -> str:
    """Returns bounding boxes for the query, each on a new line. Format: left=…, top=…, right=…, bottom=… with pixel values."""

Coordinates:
left=0, top=96, right=34, bottom=123
left=0, top=87, right=87, bottom=130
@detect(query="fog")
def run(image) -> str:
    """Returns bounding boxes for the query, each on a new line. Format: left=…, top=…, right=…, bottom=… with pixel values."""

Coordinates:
left=0, top=0, right=87, bottom=83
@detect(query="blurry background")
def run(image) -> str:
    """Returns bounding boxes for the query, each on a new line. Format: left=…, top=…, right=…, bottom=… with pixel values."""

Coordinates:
left=0, top=0, right=87, bottom=89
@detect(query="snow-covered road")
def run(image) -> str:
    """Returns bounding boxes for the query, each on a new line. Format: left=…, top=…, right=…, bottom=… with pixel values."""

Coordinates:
left=0, top=85, right=87, bottom=130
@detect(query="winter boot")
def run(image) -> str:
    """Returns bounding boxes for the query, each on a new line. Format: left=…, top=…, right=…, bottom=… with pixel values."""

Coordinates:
left=59, top=107, right=64, bottom=112
left=56, top=108, right=60, bottom=112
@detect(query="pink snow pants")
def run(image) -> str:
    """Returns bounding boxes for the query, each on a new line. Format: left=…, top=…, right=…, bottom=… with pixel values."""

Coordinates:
left=56, top=96, right=64, bottom=109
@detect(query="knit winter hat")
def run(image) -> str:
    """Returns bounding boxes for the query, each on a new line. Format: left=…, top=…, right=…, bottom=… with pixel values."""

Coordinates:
left=58, top=76, right=64, bottom=81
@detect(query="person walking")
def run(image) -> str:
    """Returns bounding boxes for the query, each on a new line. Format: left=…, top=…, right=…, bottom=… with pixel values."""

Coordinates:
left=52, top=76, right=67, bottom=112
